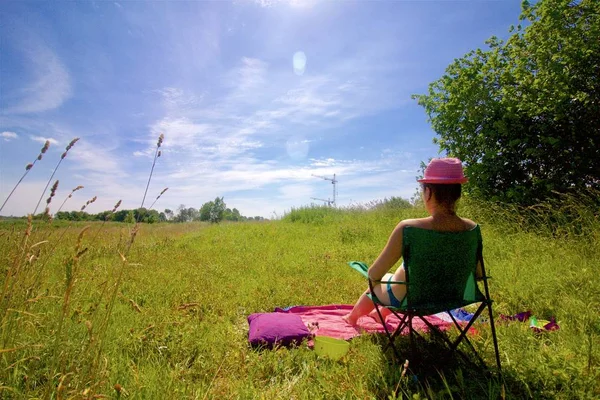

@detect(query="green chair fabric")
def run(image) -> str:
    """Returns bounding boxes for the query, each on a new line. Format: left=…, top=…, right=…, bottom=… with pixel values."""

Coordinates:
left=401, top=226, right=485, bottom=314
left=348, top=225, right=501, bottom=375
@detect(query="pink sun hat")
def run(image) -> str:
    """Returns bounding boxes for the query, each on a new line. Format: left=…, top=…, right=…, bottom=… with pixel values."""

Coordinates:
left=417, top=158, right=469, bottom=184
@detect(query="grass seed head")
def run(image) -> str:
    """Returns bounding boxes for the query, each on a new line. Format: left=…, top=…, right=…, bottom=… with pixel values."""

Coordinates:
left=46, top=180, right=59, bottom=205
left=66, top=137, right=80, bottom=151
left=25, top=163, right=33, bottom=171
left=81, top=196, right=97, bottom=211
left=157, top=133, right=164, bottom=148
left=69, top=185, right=84, bottom=198
left=112, top=200, right=122, bottom=212
left=41, top=140, right=50, bottom=154
left=25, top=215, right=32, bottom=237
left=61, top=137, right=80, bottom=159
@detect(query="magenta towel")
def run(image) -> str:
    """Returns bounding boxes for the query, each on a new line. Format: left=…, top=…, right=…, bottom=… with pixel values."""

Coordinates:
left=274, top=304, right=452, bottom=341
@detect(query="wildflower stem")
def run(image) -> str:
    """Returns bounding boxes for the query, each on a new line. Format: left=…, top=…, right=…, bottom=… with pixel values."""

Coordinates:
left=33, top=159, right=63, bottom=216
left=140, top=147, right=159, bottom=211
left=0, top=172, right=32, bottom=214
left=33, top=138, right=79, bottom=216
left=0, top=140, right=50, bottom=214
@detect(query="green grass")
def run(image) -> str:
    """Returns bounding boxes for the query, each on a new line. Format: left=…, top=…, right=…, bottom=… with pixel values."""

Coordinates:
left=0, top=202, right=599, bottom=399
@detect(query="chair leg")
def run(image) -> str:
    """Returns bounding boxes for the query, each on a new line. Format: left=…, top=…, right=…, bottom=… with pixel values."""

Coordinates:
left=449, top=303, right=486, bottom=351
left=408, top=315, right=415, bottom=363
left=378, top=304, right=403, bottom=362
left=486, top=301, right=503, bottom=379
left=446, top=303, right=502, bottom=378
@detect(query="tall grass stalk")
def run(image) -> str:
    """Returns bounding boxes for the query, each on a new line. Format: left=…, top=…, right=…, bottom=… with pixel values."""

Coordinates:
left=89, top=199, right=122, bottom=243
left=148, top=187, right=168, bottom=210
left=0, top=215, right=32, bottom=348
left=0, top=140, right=50, bottom=214
left=1, top=155, right=599, bottom=397
left=55, top=185, right=84, bottom=214
left=32, top=138, right=79, bottom=216
left=139, top=134, right=164, bottom=212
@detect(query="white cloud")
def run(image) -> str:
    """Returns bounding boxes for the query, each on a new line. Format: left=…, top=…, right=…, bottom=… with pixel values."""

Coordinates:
left=310, top=158, right=337, bottom=167
left=156, top=87, right=204, bottom=115
left=30, top=136, right=59, bottom=145
left=1, top=131, right=18, bottom=141
left=253, top=0, right=317, bottom=8
left=5, top=31, right=71, bottom=114
left=133, top=52, right=418, bottom=217
left=67, top=140, right=127, bottom=177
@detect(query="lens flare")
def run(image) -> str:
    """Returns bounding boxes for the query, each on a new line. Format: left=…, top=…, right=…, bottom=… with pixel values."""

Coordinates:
left=293, top=51, right=307, bottom=76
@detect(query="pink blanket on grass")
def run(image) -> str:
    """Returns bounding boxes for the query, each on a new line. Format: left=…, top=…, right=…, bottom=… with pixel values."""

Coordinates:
left=274, top=304, right=452, bottom=341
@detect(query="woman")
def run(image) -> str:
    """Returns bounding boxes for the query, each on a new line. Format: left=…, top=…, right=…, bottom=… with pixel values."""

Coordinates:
left=343, top=157, right=480, bottom=326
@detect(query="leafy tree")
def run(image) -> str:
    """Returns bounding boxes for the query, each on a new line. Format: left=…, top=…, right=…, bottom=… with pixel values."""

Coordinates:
left=199, top=201, right=213, bottom=222
left=175, top=205, right=188, bottom=222
left=175, top=205, right=198, bottom=222
left=124, top=210, right=135, bottom=224
left=224, top=207, right=242, bottom=221
left=164, top=209, right=174, bottom=221
left=140, top=209, right=160, bottom=223
left=209, top=197, right=226, bottom=223
left=113, top=209, right=129, bottom=222
left=198, top=197, right=227, bottom=223
left=55, top=211, right=71, bottom=220
left=413, top=0, right=600, bottom=204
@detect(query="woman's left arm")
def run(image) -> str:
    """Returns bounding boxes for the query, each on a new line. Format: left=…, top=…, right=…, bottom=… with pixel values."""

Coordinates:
left=367, top=221, right=405, bottom=282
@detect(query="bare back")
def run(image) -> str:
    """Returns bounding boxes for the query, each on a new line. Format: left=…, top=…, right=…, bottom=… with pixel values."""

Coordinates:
left=401, top=215, right=477, bottom=233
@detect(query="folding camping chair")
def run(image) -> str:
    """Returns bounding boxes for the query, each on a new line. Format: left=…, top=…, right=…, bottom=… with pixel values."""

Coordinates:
left=348, top=225, right=501, bottom=375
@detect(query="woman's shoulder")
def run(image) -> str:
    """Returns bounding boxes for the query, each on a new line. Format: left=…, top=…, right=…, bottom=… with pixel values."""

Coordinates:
left=460, top=218, right=478, bottom=230
left=397, top=217, right=432, bottom=230
left=397, top=217, right=477, bottom=232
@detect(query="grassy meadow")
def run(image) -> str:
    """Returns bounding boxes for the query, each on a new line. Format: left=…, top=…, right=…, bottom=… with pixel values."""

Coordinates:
left=0, top=198, right=599, bottom=399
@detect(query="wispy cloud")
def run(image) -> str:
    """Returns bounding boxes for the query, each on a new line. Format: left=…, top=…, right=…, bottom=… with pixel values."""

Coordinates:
left=30, top=136, right=59, bottom=145
left=253, top=0, right=317, bottom=9
left=4, top=30, right=71, bottom=114
left=2, top=0, right=516, bottom=217
left=133, top=51, right=417, bottom=215
left=67, top=140, right=127, bottom=177
left=1, top=131, right=18, bottom=141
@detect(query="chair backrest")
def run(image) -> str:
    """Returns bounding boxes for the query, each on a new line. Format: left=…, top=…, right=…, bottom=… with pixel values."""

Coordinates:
left=400, top=225, right=484, bottom=313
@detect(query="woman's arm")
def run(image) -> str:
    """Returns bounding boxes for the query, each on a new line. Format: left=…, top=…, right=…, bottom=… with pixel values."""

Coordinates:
left=367, top=221, right=406, bottom=281
left=476, top=260, right=484, bottom=280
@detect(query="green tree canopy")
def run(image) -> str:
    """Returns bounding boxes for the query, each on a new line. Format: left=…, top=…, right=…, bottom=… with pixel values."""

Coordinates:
left=413, top=0, right=600, bottom=204
left=199, top=197, right=227, bottom=223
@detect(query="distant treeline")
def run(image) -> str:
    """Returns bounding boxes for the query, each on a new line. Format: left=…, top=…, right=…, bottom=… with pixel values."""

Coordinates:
left=47, top=205, right=266, bottom=224
left=7, top=197, right=265, bottom=223
left=0, top=197, right=416, bottom=224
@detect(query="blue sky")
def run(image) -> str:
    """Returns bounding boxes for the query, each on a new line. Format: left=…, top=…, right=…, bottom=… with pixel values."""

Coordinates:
left=0, top=0, right=522, bottom=218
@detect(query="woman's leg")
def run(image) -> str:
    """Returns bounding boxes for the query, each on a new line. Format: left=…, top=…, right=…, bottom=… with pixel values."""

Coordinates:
left=368, top=307, right=392, bottom=325
left=342, top=288, right=376, bottom=326
left=343, top=273, right=394, bottom=326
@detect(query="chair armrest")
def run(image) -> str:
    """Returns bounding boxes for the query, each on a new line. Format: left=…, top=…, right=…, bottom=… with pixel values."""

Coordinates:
left=347, top=261, right=369, bottom=279
left=347, top=262, right=406, bottom=285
